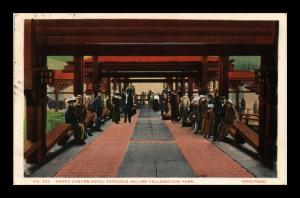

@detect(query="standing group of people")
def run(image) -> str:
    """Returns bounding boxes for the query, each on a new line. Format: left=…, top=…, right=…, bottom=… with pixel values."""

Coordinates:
left=187, top=92, right=237, bottom=141
left=64, top=93, right=104, bottom=145
left=111, top=86, right=135, bottom=124
left=152, top=89, right=238, bottom=141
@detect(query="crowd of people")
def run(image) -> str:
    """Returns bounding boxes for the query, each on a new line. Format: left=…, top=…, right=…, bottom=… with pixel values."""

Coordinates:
left=64, top=86, right=136, bottom=145
left=150, top=89, right=238, bottom=141
left=63, top=84, right=246, bottom=145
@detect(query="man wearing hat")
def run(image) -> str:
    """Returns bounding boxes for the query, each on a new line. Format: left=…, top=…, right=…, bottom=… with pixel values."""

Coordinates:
left=212, top=96, right=227, bottom=141
left=64, top=96, right=86, bottom=145
left=218, top=99, right=237, bottom=141
left=122, top=87, right=134, bottom=123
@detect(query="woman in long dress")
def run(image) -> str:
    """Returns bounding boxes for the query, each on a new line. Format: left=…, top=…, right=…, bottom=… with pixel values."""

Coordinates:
left=201, top=103, right=215, bottom=139
left=111, top=91, right=122, bottom=124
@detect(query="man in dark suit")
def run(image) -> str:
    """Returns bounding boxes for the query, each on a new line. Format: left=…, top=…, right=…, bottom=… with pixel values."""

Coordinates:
left=92, top=92, right=104, bottom=132
left=123, top=87, right=133, bottom=123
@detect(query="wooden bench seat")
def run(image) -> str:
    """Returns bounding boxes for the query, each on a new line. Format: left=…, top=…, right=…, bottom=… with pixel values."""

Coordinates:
left=46, top=123, right=71, bottom=150
left=24, top=139, right=41, bottom=159
left=24, top=123, right=71, bottom=160
left=230, top=122, right=259, bottom=150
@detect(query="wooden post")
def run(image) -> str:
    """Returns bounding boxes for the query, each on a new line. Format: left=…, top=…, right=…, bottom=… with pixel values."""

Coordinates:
left=167, top=77, right=173, bottom=90
left=218, top=56, right=229, bottom=98
left=201, top=56, right=208, bottom=94
left=113, top=78, right=117, bottom=91
left=118, top=78, right=121, bottom=92
left=213, top=78, right=216, bottom=92
left=180, top=77, right=185, bottom=93
left=188, top=77, right=193, bottom=99
left=107, top=77, right=111, bottom=100
left=74, top=56, right=84, bottom=96
left=24, top=20, right=47, bottom=163
left=258, top=53, right=278, bottom=167
left=175, top=77, right=178, bottom=91
left=92, top=56, right=99, bottom=98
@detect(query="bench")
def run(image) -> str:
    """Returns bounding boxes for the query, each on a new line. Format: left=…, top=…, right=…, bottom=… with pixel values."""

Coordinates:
left=229, top=122, right=259, bottom=150
left=84, top=111, right=96, bottom=128
left=46, top=123, right=72, bottom=150
left=24, top=123, right=71, bottom=160
left=24, top=139, right=41, bottom=159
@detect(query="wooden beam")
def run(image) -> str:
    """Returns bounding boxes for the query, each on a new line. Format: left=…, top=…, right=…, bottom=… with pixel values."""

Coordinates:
left=115, top=78, right=190, bottom=83
left=37, top=44, right=275, bottom=56
left=36, top=27, right=275, bottom=37
left=37, top=35, right=274, bottom=46
left=98, top=71, right=200, bottom=78
left=34, top=19, right=276, bottom=29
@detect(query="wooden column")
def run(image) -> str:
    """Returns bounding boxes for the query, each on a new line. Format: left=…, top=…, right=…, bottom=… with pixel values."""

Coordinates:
left=201, top=56, right=209, bottom=94
left=107, top=77, right=111, bottom=100
left=166, top=77, right=172, bottom=90
left=74, top=56, right=84, bottom=96
left=92, top=56, right=99, bottom=98
left=188, top=77, right=193, bottom=98
left=218, top=56, right=229, bottom=98
left=175, top=77, right=178, bottom=91
left=118, top=78, right=121, bottom=92
left=24, top=19, right=47, bottom=163
left=258, top=53, right=278, bottom=167
left=180, top=77, right=185, bottom=93
left=213, top=77, right=217, bottom=92
left=113, top=78, right=117, bottom=91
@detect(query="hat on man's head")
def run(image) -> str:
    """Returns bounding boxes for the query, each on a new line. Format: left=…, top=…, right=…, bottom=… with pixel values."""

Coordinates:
left=76, top=95, right=83, bottom=99
left=227, top=99, right=233, bottom=105
left=208, top=93, right=214, bottom=98
left=66, top=96, right=76, bottom=103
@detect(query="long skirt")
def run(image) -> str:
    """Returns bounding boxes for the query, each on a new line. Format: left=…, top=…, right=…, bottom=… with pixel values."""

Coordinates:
left=201, top=118, right=215, bottom=136
left=111, top=106, right=121, bottom=123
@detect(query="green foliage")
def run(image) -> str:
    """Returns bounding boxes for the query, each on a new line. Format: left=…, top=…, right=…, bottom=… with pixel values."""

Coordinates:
left=46, top=111, right=65, bottom=133
left=230, top=56, right=261, bottom=71
left=47, top=56, right=73, bottom=70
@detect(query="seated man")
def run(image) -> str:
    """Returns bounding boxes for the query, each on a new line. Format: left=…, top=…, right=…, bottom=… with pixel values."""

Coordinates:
left=75, top=95, right=91, bottom=137
left=64, top=96, right=86, bottom=145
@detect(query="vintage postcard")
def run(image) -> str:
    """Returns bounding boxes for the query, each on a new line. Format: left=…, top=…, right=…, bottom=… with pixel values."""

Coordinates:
left=13, top=13, right=287, bottom=185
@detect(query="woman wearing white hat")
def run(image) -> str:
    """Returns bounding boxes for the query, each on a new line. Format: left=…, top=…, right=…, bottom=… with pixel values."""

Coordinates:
left=201, top=102, right=215, bottom=139
left=64, top=96, right=86, bottom=145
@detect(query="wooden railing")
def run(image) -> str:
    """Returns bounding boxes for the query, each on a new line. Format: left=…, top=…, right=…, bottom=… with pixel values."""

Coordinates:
left=228, top=122, right=259, bottom=150
left=239, top=113, right=259, bottom=126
